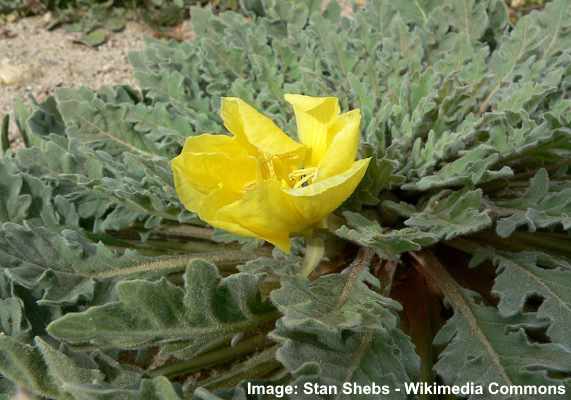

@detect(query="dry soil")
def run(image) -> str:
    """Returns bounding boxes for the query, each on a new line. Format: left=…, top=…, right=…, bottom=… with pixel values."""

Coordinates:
left=0, top=16, right=186, bottom=147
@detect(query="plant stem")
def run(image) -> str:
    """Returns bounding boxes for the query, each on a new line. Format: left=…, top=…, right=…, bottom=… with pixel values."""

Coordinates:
left=148, top=334, right=270, bottom=379
left=511, top=231, right=571, bottom=257
left=195, top=347, right=282, bottom=392
left=337, top=247, right=374, bottom=308
left=301, top=236, right=325, bottom=277
left=152, top=224, right=215, bottom=241
left=89, top=250, right=263, bottom=279
left=471, top=231, right=571, bottom=259
left=136, top=238, right=225, bottom=253
left=89, top=231, right=254, bottom=255
left=444, top=238, right=485, bottom=255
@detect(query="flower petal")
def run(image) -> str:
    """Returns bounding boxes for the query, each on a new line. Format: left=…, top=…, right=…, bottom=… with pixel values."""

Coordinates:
left=171, top=134, right=257, bottom=196
left=284, top=94, right=340, bottom=167
left=217, top=179, right=305, bottom=252
left=220, top=97, right=305, bottom=159
left=315, top=109, right=361, bottom=181
left=285, top=158, right=371, bottom=223
left=189, top=186, right=258, bottom=240
left=177, top=133, right=250, bottom=155
left=172, top=165, right=261, bottom=242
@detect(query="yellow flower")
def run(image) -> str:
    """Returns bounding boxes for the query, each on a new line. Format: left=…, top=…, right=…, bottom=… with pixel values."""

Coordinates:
left=171, top=95, right=370, bottom=252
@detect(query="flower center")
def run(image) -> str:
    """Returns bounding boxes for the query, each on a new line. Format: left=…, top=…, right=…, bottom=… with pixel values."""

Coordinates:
left=251, top=151, right=317, bottom=190
left=288, top=167, right=318, bottom=188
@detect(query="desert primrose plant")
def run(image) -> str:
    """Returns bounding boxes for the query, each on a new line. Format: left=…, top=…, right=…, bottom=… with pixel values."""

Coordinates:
left=171, top=95, right=370, bottom=275
left=0, top=0, right=571, bottom=399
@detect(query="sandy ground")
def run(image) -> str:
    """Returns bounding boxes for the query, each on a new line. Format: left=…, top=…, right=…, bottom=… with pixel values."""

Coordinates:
left=0, top=0, right=347, bottom=149
left=0, top=16, right=174, bottom=147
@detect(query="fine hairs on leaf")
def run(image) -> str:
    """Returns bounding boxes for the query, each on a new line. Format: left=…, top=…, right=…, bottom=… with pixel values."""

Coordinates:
left=412, top=251, right=571, bottom=397
left=269, top=270, right=420, bottom=399
left=472, top=247, right=571, bottom=351
left=0, top=335, right=183, bottom=399
left=47, top=261, right=278, bottom=358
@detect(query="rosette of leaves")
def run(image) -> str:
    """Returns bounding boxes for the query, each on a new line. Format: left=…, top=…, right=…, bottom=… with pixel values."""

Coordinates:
left=1, top=0, right=571, bottom=398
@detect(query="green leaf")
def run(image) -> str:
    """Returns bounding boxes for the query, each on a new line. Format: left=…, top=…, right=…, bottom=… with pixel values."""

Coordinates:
left=85, top=152, right=193, bottom=230
left=48, top=261, right=278, bottom=358
left=0, top=222, right=253, bottom=306
left=404, top=189, right=493, bottom=240
left=1, top=1, right=571, bottom=396
left=480, top=249, right=571, bottom=351
left=481, top=0, right=571, bottom=114
left=414, top=251, right=571, bottom=395
left=270, top=273, right=420, bottom=398
left=0, top=336, right=59, bottom=398
left=0, top=222, right=132, bottom=306
left=125, top=102, right=193, bottom=157
left=77, top=29, right=109, bottom=47
left=13, top=136, right=103, bottom=181
left=494, top=169, right=571, bottom=237
left=26, top=95, right=67, bottom=140
left=0, top=114, right=9, bottom=155
left=0, top=159, right=31, bottom=223
left=8, top=121, right=192, bottom=232
left=0, top=273, right=31, bottom=340
left=271, top=273, right=400, bottom=330
left=402, top=147, right=514, bottom=191
left=0, top=335, right=182, bottom=399
left=0, top=131, right=168, bottom=231
left=55, top=86, right=164, bottom=158
left=336, top=211, right=437, bottom=261
left=435, top=290, right=571, bottom=394
left=12, top=97, right=34, bottom=148
left=347, top=156, right=405, bottom=208
left=237, top=256, right=300, bottom=277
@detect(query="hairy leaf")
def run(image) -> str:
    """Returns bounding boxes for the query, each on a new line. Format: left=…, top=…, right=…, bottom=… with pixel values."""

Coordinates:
left=475, top=248, right=571, bottom=351
left=435, top=290, right=571, bottom=397
left=1, top=0, right=571, bottom=395
left=0, top=274, right=30, bottom=340
left=0, top=335, right=182, bottom=399
left=270, top=273, right=419, bottom=398
left=0, top=222, right=252, bottom=306
left=494, top=169, right=571, bottom=237
left=413, top=251, right=571, bottom=397
left=48, top=261, right=278, bottom=358
left=404, top=189, right=493, bottom=240
left=0, top=159, right=31, bottom=223
left=336, top=211, right=437, bottom=261
left=55, top=86, right=166, bottom=158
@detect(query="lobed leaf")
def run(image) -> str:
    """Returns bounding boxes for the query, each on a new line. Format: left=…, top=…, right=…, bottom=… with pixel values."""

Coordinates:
left=48, top=261, right=278, bottom=358
left=413, top=251, right=571, bottom=398
left=494, top=169, right=571, bottom=237
left=0, top=335, right=182, bottom=400
left=403, top=189, right=493, bottom=240
left=270, top=272, right=419, bottom=399
left=55, top=86, right=165, bottom=158
left=336, top=211, right=437, bottom=261
left=475, top=248, right=571, bottom=351
left=0, top=222, right=253, bottom=306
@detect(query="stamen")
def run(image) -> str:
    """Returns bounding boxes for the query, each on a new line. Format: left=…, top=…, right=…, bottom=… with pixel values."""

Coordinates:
left=289, top=167, right=318, bottom=188
left=258, top=155, right=278, bottom=180
left=254, top=151, right=315, bottom=189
